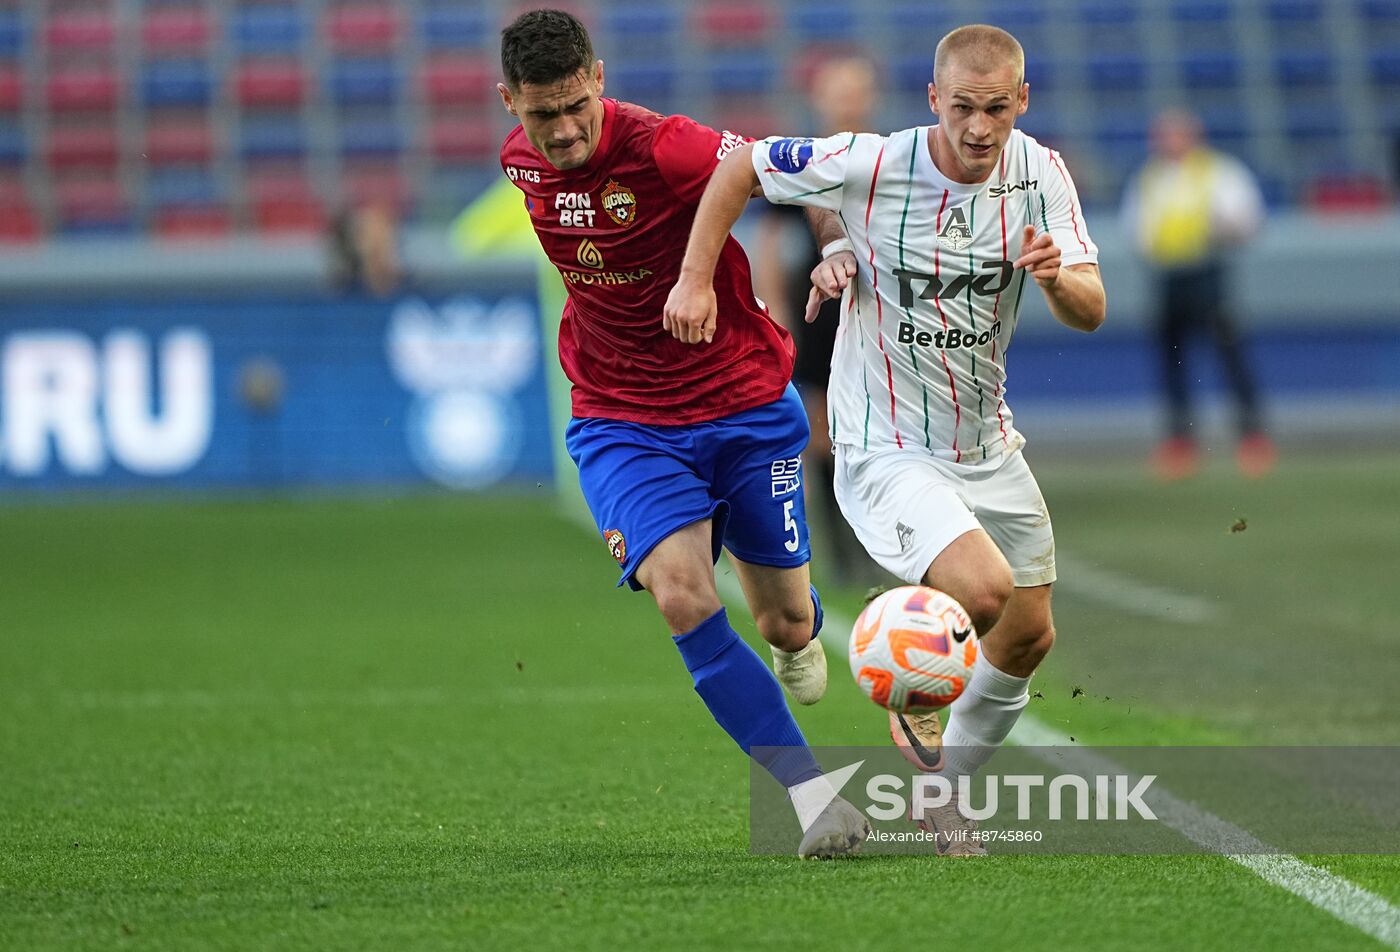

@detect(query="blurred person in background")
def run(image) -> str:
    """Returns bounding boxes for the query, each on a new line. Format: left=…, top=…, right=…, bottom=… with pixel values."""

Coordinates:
left=752, top=54, right=881, bottom=587
left=329, top=199, right=403, bottom=297
left=1120, top=108, right=1274, bottom=480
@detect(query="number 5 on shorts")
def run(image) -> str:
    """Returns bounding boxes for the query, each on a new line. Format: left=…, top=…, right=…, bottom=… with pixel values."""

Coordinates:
left=783, top=499, right=800, bottom=553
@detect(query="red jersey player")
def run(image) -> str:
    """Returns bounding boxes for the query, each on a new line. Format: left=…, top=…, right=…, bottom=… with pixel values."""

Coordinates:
left=496, top=9, right=866, bottom=856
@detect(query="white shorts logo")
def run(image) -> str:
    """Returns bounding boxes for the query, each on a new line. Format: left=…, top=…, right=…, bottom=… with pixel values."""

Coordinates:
left=770, top=457, right=801, bottom=497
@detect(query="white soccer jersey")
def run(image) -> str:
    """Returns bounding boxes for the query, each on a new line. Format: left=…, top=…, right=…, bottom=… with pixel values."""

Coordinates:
left=753, top=128, right=1097, bottom=462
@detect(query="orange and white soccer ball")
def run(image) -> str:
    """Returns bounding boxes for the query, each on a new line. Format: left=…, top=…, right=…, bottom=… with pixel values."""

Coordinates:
left=849, top=586, right=979, bottom=714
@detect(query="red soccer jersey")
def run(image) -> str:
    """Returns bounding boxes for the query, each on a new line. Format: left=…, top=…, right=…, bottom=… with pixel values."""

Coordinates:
left=500, top=98, right=795, bottom=425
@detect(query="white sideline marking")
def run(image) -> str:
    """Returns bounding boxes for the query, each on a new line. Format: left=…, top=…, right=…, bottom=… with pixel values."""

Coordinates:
left=1010, top=718, right=1400, bottom=950
left=1052, top=553, right=1219, bottom=625
left=717, top=573, right=1400, bottom=950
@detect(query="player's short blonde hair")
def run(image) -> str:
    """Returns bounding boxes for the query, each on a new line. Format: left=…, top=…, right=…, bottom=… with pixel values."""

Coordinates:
left=934, top=25, right=1025, bottom=87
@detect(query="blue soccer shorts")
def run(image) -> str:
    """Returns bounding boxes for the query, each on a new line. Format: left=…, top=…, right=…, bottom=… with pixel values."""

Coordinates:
left=565, top=384, right=812, bottom=590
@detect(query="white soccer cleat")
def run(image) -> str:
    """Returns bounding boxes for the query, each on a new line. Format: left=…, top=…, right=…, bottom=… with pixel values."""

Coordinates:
left=889, top=709, right=945, bottom=772
left=798, top=796, right=870, bottom=859
left=772, top=637, right=828, bottom=705
left=913, top=792, right=988, bottom=857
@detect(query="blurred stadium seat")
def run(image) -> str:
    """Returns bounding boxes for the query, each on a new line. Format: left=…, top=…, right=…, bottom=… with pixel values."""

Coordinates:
left=145, top=119, right=215, bottom=165
left=46, top=65, right=119, bottom=111
left=248, top=168, right=323, bottom=233
left=231, top=5, right=306, bottom=54
left=44, top=10, right=116, bottom=51
left=786, top=4, right=857, bottom=41
left=0, top=8, right=25, bottom=58
left=235, top=59, right=306, bottom=107
left=428, top=114, right=497, bottom=163
left=694, top=4, right=774, bottom=44
left=329, top=57, right=400, bottom=105
left=239, top=115, right=306, bottom=159
left=142, top=7, right=213, bottom=54
left=153, top=203, right=232, bottom=239
left=0, top=63, right=20, bottom=112
left=422, top=54, right=493, bottom=106
left=46, top=125, right=119, bottom=170
left=1180, top=50, right=1241, bottom=88
left=140, top=59, right=216, bottom=108
left=0, top=120, right=25, bottom=166
left=327, top=4, right=400, bottom=51
left=54, top=177, right=132, bottom=235
left=602, top=4, right=680, bottom=38
left=1275, top=49, right=1334, bottom=88
left=418, top=5, right=490, bottom=50
left=339, top=115, right=404, bottom=158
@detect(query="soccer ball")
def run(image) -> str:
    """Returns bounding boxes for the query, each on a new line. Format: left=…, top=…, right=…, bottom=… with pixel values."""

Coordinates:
left=849, top=586, right=979, bottom=714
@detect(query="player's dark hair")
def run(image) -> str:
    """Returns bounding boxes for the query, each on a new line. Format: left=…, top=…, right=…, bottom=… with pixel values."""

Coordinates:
left=500, top=9, right=595, bottom=90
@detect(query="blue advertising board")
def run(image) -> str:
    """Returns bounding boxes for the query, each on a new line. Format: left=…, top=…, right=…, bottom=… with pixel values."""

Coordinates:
left=0, top=288, right=554, bottom=491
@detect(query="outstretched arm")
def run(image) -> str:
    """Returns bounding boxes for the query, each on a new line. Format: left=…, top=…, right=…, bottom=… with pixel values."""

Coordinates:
left=663, top=143, right=762, bottom=345
left=1012, top=225, right=1106, bottom=332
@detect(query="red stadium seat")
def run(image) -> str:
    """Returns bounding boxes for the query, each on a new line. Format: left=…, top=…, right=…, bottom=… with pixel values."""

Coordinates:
left=142, top=6, right=212, bottom=52
left=154, top=204, right=232, bottom=239
left=144, top=120, right=214, bottom=165
left=45, top=10, right=117, bottom=50
left=248, top=170, right=324, bottom=233
left=343, top=164, right=410, bottom=211
left=253, top=196, right=324, bottom=233
left=0, top=199, right=41, bottom=242
left=1305, top=175, right=1391, bottom=213
left=46, top=65, right=120, bottom=111
left=0, top=178, right=40, bottom=242
left=326, top=4, right=399, bottom=50
left=428, top=115, right=497, bottom=163
left=422, top=54, right=493, bottom=106
left=54, top=177, right=127, bottom=220
left=0, top=64, right=21, bottom=112
left=709, top=106, right=779, bottom=140
left=694, top=3, right=774, bottom=42
left=235, top=59, right=305, bottom=107
left=47, top=125, right=120, bottom=169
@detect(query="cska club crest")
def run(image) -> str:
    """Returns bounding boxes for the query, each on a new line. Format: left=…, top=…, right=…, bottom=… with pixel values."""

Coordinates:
left=604, top=529, right=627, bottom=564
left=601, top=180, right=638, bottom=228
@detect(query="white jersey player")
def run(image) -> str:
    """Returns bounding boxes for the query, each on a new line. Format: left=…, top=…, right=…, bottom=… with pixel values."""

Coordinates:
left=757, top=125, right=1096, bottom=469
left=666, top=25, right=1106, bottom=855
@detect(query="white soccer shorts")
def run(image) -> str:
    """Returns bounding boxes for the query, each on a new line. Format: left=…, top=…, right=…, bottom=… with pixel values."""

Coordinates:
left=833, top=442, right=1056, bottom=588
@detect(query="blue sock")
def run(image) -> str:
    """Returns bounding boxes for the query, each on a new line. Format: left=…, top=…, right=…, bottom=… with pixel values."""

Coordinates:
left=809, top=584, right=824, bottom=644
left=673, top=608, right=823, bottom=788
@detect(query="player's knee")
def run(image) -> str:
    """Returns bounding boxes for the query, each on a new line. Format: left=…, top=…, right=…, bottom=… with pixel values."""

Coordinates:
left=1026, top=622, right=1055, bottom=665
left=1001, top=621, right=1055, bottom=674
left=753, top=602, right=815, bottom=652
left=649, top=573, right=722, bottom=634
left=963, top=583, right=1012, bottom=636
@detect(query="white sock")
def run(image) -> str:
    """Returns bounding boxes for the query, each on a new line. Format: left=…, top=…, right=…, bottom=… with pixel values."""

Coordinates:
left=940, top=656, right=1031, bottom=780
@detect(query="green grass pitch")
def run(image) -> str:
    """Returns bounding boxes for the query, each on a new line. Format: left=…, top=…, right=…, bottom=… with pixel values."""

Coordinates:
left=1, top=451, right=1397, bottom=950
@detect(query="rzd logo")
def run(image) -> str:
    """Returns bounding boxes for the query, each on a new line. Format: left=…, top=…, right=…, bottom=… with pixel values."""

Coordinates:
left=893, top=260, right=1015, bottom=305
